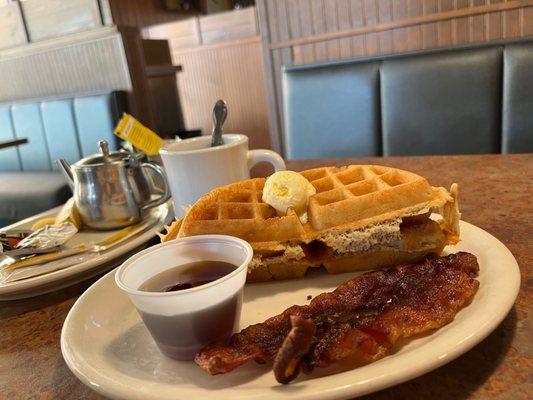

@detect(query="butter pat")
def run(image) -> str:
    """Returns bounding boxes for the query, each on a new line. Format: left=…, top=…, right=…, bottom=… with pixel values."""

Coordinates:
left=262, top=171, right=316, bottom=223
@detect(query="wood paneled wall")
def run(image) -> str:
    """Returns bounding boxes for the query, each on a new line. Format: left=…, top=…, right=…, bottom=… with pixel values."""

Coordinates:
left=144, top=8, right=271, bottom=149
left=0, top=0, right=112, bottom=49
left=171, top=37, right=271, bottom=149
left=20, top=0, right=102, bottom=42
left=256, top=0, right=533, bottom=153
left=0, top=2, right=27, bottom=50
left=144, top=6, right=257, bottom=49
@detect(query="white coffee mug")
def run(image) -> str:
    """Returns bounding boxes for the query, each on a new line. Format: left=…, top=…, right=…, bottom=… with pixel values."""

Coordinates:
left=160, top=134, right=285, bottom=217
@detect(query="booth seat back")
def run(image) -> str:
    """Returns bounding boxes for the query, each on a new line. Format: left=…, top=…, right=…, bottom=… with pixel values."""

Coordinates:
left=283, top=39, right=533, bottom=159
left=0, top=92, right=124, bottom=172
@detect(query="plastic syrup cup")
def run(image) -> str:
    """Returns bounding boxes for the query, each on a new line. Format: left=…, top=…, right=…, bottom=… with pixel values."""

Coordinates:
left=115, top=235, right=253, bottom=360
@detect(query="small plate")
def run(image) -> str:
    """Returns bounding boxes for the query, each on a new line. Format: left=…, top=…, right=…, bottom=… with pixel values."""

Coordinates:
left=0, top=203, right=173, bottom=300
left=61, top=221, right=520, bottom=400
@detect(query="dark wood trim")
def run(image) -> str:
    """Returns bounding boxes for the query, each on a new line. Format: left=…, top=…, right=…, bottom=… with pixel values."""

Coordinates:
left=0, top=138, right=28, bottom=150
left=256, top=0, right=282, bottom=153
left=117, top=26, right=157, bottom=129
left=145, top=65, right=182, bottom=77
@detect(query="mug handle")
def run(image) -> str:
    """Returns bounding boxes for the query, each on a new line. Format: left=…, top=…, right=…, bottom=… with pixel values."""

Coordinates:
left=247, top=149, right=286, bottom=172
left=140, top=162, right=171, bottom=211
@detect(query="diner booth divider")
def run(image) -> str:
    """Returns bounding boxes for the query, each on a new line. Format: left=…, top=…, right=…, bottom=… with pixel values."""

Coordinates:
left=0, top=92, right=123, bottom=172
left=0, top=91, right=125, bottom=227
left=282, top=38, right=533, bottom=159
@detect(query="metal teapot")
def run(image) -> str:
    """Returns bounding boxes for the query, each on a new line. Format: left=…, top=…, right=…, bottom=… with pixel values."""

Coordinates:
left=57, top=140, right=170, bottom=230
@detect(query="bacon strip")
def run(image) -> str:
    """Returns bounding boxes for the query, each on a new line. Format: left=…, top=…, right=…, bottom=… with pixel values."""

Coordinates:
left=195, top=252, right=479, bottom=383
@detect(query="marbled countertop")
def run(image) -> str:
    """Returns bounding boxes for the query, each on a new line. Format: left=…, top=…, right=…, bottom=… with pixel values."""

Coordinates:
left=1, top=154, right=531, bottom=399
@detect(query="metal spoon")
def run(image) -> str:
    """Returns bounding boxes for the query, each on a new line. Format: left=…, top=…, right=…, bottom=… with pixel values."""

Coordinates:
left=211, top=100, right=228, bottom=147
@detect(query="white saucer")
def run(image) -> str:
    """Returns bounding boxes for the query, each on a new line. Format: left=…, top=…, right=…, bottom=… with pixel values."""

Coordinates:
left=61, top=221, right=520, bottom=400
left=0, top=202, right=173, bottom=300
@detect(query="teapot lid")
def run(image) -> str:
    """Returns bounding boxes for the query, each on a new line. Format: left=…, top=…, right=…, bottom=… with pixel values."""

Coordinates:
left=75, top=140, right=142, bottom=167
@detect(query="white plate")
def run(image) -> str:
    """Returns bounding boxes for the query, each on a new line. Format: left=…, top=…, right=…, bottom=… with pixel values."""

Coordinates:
left=61, top=221, right=520, bottom=400
left=0, top=203, right=173, bottom=300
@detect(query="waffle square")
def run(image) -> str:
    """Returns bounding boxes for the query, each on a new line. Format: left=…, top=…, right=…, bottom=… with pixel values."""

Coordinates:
left=302, top=165, right=436, bottom=230
left=180, top=178, right=305, bottom=243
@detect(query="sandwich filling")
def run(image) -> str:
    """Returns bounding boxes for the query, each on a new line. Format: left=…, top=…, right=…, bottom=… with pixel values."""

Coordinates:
left=317, top=218, right=402, bottom=254
left=249, top=243, right=306, bottom=271
left=249, top=213, right=444, bottom=273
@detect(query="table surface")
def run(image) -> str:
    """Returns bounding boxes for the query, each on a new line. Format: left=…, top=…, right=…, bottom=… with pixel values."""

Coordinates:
left=0, top=138, right=27, bottom=150
left=1, top=154, right=531, bottom=399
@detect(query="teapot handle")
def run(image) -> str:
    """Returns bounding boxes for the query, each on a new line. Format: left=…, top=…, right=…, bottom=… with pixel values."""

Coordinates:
left=140, top=162, right=171, bottom=211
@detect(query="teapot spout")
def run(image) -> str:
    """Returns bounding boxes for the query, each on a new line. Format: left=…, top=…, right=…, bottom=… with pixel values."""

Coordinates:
left=57, top=159, right=75, bottom=190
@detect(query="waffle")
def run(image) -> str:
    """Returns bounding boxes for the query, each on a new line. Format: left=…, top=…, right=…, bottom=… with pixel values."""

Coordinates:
left=176, top=178, right=306, bottom=243
left=161, top=165, right=460, bottom=282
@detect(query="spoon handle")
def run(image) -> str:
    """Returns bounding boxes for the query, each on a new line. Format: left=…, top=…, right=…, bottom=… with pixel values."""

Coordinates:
left=211, top=100, right=227, bottom=147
